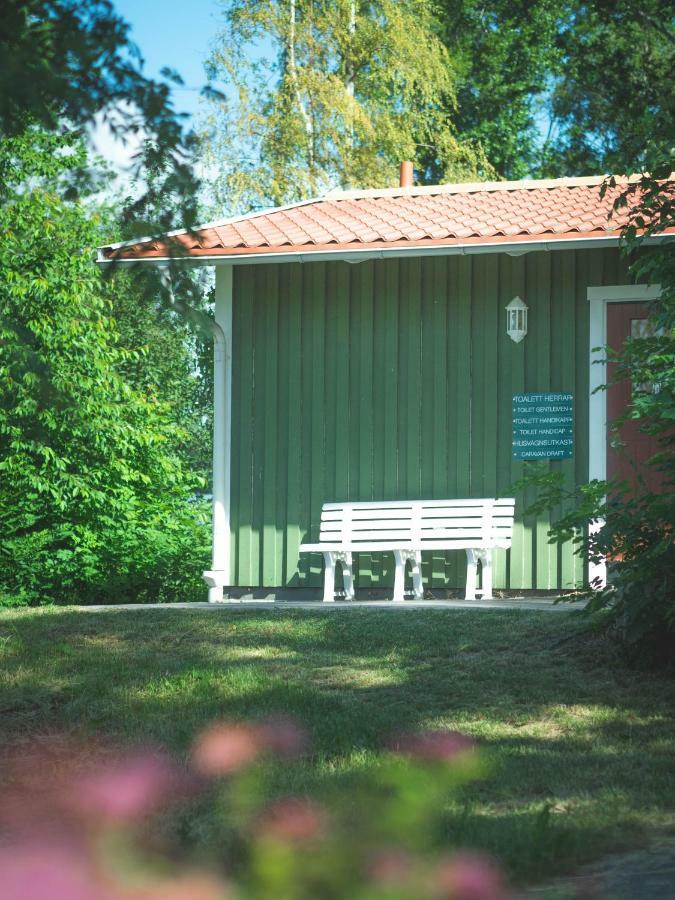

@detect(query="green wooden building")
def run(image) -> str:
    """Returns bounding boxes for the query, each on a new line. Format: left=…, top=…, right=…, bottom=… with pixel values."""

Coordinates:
left=100, top=174, right=668, bottom=601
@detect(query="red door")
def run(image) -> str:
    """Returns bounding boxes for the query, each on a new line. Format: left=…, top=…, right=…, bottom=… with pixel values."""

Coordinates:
left=606, top=302, right=662, bottom=494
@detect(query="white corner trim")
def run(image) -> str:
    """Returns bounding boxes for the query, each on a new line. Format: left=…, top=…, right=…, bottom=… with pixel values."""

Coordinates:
left=587, top=283, right=662, bottom=302
left=205, top=266, right=233, bottom=602
left=588, top=299, right=608, bottom=484
left=586, top=283, right=662, bottom=588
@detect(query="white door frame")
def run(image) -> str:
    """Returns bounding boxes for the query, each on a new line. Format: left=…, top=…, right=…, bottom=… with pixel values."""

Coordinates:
left=586, top=283, right=661, bottom=586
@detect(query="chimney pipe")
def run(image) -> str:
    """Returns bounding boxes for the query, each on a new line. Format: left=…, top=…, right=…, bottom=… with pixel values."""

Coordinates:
left=399, top=160, right=414, bottom=188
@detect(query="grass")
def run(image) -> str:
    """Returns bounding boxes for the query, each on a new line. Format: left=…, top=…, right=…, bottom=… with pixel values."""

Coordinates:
left=0, top=604, right=673, bottom=886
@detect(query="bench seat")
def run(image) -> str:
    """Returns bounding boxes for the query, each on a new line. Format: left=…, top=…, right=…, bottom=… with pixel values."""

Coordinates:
left=299, top=499, right=515, bottom=603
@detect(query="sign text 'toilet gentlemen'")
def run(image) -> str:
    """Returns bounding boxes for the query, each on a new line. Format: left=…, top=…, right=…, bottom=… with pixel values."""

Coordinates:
left=512, top=393, right=574, bottom=460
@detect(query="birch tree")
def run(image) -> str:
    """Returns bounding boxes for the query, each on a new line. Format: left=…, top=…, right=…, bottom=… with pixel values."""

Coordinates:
left=200, top=0, right=492, bottom=213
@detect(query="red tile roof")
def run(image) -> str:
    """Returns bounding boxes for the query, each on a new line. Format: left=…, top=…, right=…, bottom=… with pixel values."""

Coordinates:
left=100, top=176, right=673, bottom=261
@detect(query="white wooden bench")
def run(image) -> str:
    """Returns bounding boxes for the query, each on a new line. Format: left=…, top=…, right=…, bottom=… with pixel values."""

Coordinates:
left=299, top=499, right=515, bottom=603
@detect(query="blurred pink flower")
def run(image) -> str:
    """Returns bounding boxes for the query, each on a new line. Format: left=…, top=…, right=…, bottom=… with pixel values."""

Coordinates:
left=255, top=715, right=308, bottom=759
left=0, top=838, right=229, bottom=900
left=191, top=722, right=261, bottom=776
left=73, top=751, right=188, bottom=823
left=191, top=717, right=308, bottom=776
left=388, top=730, right=476, bottom=762
left=433, top=852, right=507, bottom=900
left=0, top=840, right=109, bottom=900
left=367, top=849, right=415, bottom=887
left=256, top=797, right=326, bottom=842
left=125, top=873, right=228, bottom=900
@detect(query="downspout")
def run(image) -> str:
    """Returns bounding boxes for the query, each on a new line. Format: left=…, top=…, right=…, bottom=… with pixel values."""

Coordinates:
left=203, top=316, right=229, bottom=602
left=203, top=265, right=233, bottom=602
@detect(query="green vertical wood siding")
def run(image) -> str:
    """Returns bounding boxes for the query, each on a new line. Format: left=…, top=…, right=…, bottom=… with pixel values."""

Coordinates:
left=229, top=247, right=631, bottom=591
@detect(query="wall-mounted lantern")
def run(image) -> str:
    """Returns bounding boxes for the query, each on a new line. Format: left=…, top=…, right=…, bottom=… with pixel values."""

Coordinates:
left=506, top=296, right=528, bottom=343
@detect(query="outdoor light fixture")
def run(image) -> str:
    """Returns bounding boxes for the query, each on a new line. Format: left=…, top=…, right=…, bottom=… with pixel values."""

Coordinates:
left=506, top=296, right=528, bottom=343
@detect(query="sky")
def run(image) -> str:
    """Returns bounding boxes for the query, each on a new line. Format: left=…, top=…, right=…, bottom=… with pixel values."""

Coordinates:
left=91, top=0, right=224, bottom=170
left=114, top=0, right=221, bottom=119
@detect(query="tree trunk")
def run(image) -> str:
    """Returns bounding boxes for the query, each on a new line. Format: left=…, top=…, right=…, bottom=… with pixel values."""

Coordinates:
left=288, top=0, right=314, bottom=169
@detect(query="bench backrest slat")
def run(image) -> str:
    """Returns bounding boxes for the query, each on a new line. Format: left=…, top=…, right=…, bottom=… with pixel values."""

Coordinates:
left=318, top=499, right=515, bottom=548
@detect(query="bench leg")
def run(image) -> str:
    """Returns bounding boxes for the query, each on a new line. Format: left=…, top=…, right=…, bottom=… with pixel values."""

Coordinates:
left=465, top=549, right=478, bottom=600
left=322, top=552, right=336, bottom=603
left=410, top=551, right=423, bottom=600
left=337, top=551, right=355, bottom=601
left=322, top=551, right=355, bottom=602
left=393, top=551, right=406, bottom=602
left=393, top=550, right=423, bottom=602
left=479, top=549, right=493, bottom=600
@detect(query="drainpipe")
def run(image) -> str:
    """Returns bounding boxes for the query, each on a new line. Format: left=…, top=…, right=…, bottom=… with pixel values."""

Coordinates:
left=203, top=318, right=229, bottom=601
left=203, top=266, right=233, bottom=602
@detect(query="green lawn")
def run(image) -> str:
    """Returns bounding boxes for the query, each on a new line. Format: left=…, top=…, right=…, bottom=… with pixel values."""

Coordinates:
left=0, top=605, right=673, bottom=886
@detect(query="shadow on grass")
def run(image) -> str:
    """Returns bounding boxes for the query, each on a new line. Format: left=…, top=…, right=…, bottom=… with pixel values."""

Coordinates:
left=0, top=606, right=673, bottom=882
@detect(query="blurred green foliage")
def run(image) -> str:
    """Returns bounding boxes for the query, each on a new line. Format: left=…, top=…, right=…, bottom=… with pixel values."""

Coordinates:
left=0, top=0, right=209, bottom=237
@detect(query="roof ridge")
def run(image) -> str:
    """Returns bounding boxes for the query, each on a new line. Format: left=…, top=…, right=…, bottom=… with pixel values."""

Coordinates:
left=324, top=175, right=641, bottom=202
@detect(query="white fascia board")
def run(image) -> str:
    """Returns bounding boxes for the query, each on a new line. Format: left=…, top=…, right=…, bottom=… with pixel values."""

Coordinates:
left=97, top=232, right=673, bottom=268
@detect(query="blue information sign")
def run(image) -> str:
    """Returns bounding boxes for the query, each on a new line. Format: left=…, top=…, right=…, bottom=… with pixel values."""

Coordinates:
left=512, top=393, right=574, bottom=460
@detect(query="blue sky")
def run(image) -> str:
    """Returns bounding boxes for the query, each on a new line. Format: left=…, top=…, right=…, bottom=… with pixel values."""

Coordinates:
left=90, top=0, right=228, bottom=173
left=113, top=0, right=223, bottom=121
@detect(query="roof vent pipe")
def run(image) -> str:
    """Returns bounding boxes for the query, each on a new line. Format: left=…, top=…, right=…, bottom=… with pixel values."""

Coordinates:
left=399, top=160, right=414, bottom=188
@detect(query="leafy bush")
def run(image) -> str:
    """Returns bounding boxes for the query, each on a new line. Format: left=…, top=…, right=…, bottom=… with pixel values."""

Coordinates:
left=0, top=506, right=210, bottom=606
left=519, top=469, right=674, bottom=665
left=0, top=129, right=209, bottom=606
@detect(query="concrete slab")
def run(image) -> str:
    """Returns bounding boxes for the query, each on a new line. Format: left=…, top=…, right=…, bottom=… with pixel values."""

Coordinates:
left=80, top=598, right=586, bottom=613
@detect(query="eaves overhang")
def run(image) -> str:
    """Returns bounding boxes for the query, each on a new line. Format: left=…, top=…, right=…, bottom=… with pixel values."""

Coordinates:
left=96, top=230, right=674, bottom=268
